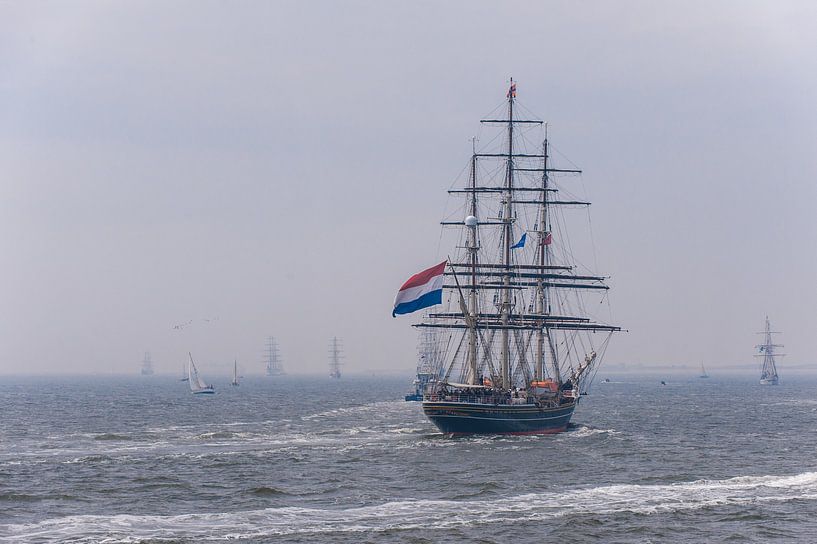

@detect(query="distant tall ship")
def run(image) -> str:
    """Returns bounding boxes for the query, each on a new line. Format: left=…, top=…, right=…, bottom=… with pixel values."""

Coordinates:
left=699, top=363, right=709, bottom=379
left=231, top=359, right=240, bottom=387
left=264, top=337, right=284, bottom=376
left=140, top=352, right=154, bottom=376
left=393, top=81, right=620, bottom=434
left=329, top=337, right=343, bottom=379
left=405, top=329, right=444, bottom=401
left=756, top=316, right=783, bottom=385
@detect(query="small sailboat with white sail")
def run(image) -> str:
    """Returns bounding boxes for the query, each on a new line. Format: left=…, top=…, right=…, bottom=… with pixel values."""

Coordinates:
left=231, top=359, right=240, bottom=387
left=188, top=353, right=215, bottom=394
left=699, top=363, right=709, bottom=379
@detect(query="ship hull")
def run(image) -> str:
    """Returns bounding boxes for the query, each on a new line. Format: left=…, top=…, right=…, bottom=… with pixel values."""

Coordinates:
left=422, top=400, right=576, bottom=435
left=760, top=377, right=779, bottom=386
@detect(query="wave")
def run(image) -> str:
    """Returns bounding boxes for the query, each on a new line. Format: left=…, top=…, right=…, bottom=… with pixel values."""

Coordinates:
left=92, top=433, right=133, bottom=441
left=566, top=425, right=620, bottom=438
left=249, top=486, right=289, bottom=497
left=0, top=421, right=431, bottom=468
left=301, top=400, right=409, bottom=421
left=4, top=471, right=817, bottom=541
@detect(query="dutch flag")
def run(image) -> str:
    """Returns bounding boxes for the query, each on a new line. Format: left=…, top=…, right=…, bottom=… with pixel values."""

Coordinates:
left=392, top=261, right=447, bottom=317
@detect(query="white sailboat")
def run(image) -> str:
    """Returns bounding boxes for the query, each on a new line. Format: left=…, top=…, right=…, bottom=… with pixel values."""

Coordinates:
left=188, top=352, right=215, bottom=395
left=231, top=359, right=240, bottom=387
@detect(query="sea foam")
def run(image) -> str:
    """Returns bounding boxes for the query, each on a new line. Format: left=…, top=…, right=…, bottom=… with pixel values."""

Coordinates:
left=3, top=471, right=817, bottom=542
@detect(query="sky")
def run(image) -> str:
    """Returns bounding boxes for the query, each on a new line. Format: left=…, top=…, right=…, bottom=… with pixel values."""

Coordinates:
left=1, top=1, right=815, bottom=376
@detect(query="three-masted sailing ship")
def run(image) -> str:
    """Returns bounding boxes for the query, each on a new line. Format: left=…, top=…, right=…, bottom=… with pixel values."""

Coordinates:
left=394, top=81, right=620, bottom=435
left=405, top=329, right=445, bottom=401
left=264, top=336, right=284, bottom=376
left=231, top=359, right=240, bottom=387
left=329, top=337, right=343, bottom=379
left=756, top=316, right=782, bottom=385
left=140, top=352, right=154, bottom=376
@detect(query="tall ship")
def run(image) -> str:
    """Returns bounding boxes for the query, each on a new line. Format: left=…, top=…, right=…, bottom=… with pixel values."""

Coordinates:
left=329, top=337, right=343, bottom=379
left=405, top=329, right=445, bottom=401
left=140, top=352, right=154, bottom=376
left=756, top=316, right=783, bottom=385
left=231, top=359, right=240, bottom=386
left=264, top=336, right=285, bottom=376
left=393, top=81, right=620, bottom=435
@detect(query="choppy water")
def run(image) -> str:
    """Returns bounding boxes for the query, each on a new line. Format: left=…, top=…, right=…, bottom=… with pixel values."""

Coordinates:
left=2, top=375, right=817, bottom=543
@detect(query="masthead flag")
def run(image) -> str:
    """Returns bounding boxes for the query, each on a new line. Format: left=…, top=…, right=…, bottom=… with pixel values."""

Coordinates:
left=393, top=261, right=447, bottom=317
left=507, top=80, right=517, bottom=98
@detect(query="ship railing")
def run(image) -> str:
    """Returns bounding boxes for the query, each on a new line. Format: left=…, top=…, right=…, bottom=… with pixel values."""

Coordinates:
left=422, top=393, right=534, bottom=405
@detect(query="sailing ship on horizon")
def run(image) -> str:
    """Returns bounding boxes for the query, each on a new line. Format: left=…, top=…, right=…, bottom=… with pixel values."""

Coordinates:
left=394, top=80, right=620, bottom=435
left=231, top=359, right=240, bottom=387
left=756, top=316, right=783, bottom=385
left=329, top=337, right=343, bottom=379
left=140, top=352, right=154, bottom=376
left=264, top=336, right=285, bottom=376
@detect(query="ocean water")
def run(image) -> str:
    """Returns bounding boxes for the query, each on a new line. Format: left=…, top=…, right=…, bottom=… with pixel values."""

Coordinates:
left=1, top=374, right=817, bottom=543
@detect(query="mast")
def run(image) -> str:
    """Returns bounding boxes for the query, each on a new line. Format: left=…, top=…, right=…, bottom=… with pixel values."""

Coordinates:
left=533, top=133, right=561, bottom=384
left=466, top=139, right=479, bottom=384
left=500, top=78, right=515, bottom=390
left=534, top=137, right=547, bottom=381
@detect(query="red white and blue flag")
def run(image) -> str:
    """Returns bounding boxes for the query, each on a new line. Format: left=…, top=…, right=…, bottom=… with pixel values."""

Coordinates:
left=392, top=261, right=447, bottom=317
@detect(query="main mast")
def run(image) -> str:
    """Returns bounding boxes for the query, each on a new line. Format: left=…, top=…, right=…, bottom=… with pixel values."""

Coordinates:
left=534, top=137, right=548, bottom=381
left=466, top=141, right=479, bottom=385
left=500, top=79, right=516, bottom=390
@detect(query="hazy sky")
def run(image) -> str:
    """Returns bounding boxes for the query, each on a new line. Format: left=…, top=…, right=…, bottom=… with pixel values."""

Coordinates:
left=1, top=1, right=815, bottom=375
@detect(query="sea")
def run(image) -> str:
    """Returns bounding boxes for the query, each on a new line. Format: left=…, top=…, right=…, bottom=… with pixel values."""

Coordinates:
left=2, top=374, right=817, bottom=543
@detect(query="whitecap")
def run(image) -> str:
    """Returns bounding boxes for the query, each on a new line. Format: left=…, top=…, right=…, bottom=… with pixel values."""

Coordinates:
left=5, top=471, right=817, bottom=542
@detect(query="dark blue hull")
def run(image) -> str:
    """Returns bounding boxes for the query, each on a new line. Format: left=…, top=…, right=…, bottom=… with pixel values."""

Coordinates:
left=405, top=393, right=423, bottom=402
left=422, top=400, right=576, bottom=435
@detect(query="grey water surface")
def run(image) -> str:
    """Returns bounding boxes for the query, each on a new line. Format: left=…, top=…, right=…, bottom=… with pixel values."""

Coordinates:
left=2, top=375, right=816, bottom=543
